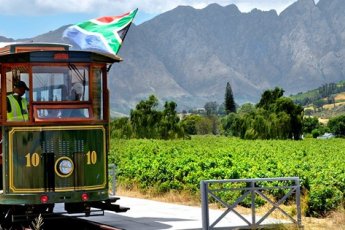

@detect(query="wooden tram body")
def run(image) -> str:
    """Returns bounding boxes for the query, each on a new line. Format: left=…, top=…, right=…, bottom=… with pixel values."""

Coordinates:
left=0, top=43, right=127, bottom=223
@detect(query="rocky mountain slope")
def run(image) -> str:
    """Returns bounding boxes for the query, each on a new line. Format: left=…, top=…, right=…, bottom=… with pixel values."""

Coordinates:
left=2, top=0, right=345, bottom=114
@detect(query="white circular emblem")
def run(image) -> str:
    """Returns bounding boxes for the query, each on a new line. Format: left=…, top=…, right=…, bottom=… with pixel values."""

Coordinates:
left=55, top=157, right=74, bottom=177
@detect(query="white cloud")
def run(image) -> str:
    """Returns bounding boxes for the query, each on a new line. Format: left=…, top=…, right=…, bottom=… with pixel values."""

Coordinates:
left=0, top=0, right=319, bottom=16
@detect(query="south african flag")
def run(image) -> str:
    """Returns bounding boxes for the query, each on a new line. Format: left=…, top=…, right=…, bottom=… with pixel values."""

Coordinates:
left=63, top=9, right=138, bottom=55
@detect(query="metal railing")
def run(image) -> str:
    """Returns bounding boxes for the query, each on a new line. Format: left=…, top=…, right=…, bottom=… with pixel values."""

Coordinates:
left=200, top=177, right=302, bottom=229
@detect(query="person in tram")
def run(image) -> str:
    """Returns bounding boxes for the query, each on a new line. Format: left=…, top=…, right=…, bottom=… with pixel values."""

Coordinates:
left=68, top=82, right=85, bottom=118
left=2, top=81, right=29, bottom=189
left=70, top=82, right=83, bottom=101
left=7, top=81, right=30, bottom=122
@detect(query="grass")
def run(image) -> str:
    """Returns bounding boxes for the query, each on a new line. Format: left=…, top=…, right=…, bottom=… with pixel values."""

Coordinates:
left=323, top=101, right=345, bottom=109
left=335, top=92, right=345, bottom=101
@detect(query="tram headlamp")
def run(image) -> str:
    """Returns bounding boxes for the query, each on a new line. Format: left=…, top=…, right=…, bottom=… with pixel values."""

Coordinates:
left=55, top=157, right=74, bottom=177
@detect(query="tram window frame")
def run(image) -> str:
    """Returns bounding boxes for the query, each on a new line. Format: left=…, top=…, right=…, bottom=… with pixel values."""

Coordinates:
left=32, top=64, right=90, bottom=103
left=33, top=104, right=93, bottom=122
left=91, top=66, right=104, bottom=120
left=2, top=63, right=108, bottom=123
left=3, top=65, right=31, bottom=122
left=30, top=63, right=103, bottom=122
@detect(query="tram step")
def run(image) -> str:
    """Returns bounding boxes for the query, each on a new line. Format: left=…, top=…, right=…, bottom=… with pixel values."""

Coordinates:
left=90, top=198, right=130, bottom=213
left=108, top=196, right=120, bottom=203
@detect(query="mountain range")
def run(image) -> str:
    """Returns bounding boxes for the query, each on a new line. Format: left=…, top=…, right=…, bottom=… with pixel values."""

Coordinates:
left=1, top=0, right=345, bottom=114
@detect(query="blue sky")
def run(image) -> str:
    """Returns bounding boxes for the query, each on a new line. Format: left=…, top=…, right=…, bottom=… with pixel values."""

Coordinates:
left=0, top=0, right=318, bottom=39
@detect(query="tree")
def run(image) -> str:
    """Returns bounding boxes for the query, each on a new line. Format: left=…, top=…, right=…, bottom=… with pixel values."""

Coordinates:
left=303, top=117, right=320, bottom=134
left=256, top=87, right=284, bottom=110
left=204, top=101, right=218, bottom=116
left=217, top=102, right=226, bottom=115
left=272, top=97, right=304, bottom=140
left=225, top=82, right=236, bottom=114
left=328, top=115, right=345, bottom=137
left=221, top=107, right=254, bottom=138
left=159, top=101, right=183, bottom=139
left=196, top=117, right=213, bottom=135
left=130, top=95, right=161, bottom=138
left=181, top=114, right=202, bottom=135
left=129, top=95, right=185, bottom=139
left=238, top=103, right=255, bottom=115
left=110, top=117, right=132, bottom=139
left=221, top=87, right=304, bottom=140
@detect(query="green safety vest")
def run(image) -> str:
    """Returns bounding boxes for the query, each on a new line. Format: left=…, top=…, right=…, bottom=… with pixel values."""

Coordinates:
left=7, top=94, right=29, bottom=121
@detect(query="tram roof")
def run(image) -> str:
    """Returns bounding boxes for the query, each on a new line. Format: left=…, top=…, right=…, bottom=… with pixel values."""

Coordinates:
left=0, top=42, right=71, bottom=55
left=0, top=50, right=122, bottom=64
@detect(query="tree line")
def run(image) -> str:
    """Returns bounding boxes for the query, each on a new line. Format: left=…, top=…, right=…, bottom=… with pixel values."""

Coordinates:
left=110, top=83, right=345, bottom=140
left=294, top=81, right=345, bottom=107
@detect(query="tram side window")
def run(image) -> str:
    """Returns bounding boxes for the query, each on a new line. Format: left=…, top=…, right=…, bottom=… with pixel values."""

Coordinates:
left=5, top=66, right=30, bottom=122
left=92, top=67, right=103, bottom=120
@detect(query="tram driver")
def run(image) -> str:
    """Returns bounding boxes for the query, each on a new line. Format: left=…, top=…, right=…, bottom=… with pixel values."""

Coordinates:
left=7, top=81, right=30, bottom=122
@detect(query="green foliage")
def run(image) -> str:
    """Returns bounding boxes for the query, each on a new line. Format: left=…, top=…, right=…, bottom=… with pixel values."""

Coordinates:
left=204, top=101, right=218, bottom=116
left=303, top=117, right=320, bottom=134
left=222, top=88, right=303, bottom=140
left=238, top=103, right=255, bottom=114
left=311, top=129, right=320, bottom=138
left=221, top=113, right=243, bottom=136
left=130, top=95, right=161, bottom=138
left=110, top=136, right=345, bottom=217
left=196, top=116, right=219, bottom=135
left=217, top=103, right=226, bottom=115
left=181, top=115, right=220, bottom=135
left=328, top=115, right=345, bottom=137
left=225, top=82, right=236, bottom=114
left=291, top=81, right=345, bottom=107
left=256, top=87, right=284, bottom=110
left=273, top=97, right=304, bottom=139
left=128, top=95, right=184, bottom=139
left=314, top=99, right=326, bottom=108
left=318, top=83, right=339, bottom=98
left=110, top=117, right=132, bottom=139
left=307, top=184, right=343, bottom=217
left=180, top=114, right=202, bottom=135
left=159, top=101, right=184, bottom=139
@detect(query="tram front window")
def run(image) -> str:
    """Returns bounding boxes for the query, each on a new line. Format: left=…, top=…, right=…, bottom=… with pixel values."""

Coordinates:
left=32, top=65, right=93, bottom=120
left=32, top=66, right=89, bottom=102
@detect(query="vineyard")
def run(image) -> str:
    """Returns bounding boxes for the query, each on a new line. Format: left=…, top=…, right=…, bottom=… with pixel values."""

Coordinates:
left=109, top=136, right=345, bottom=217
